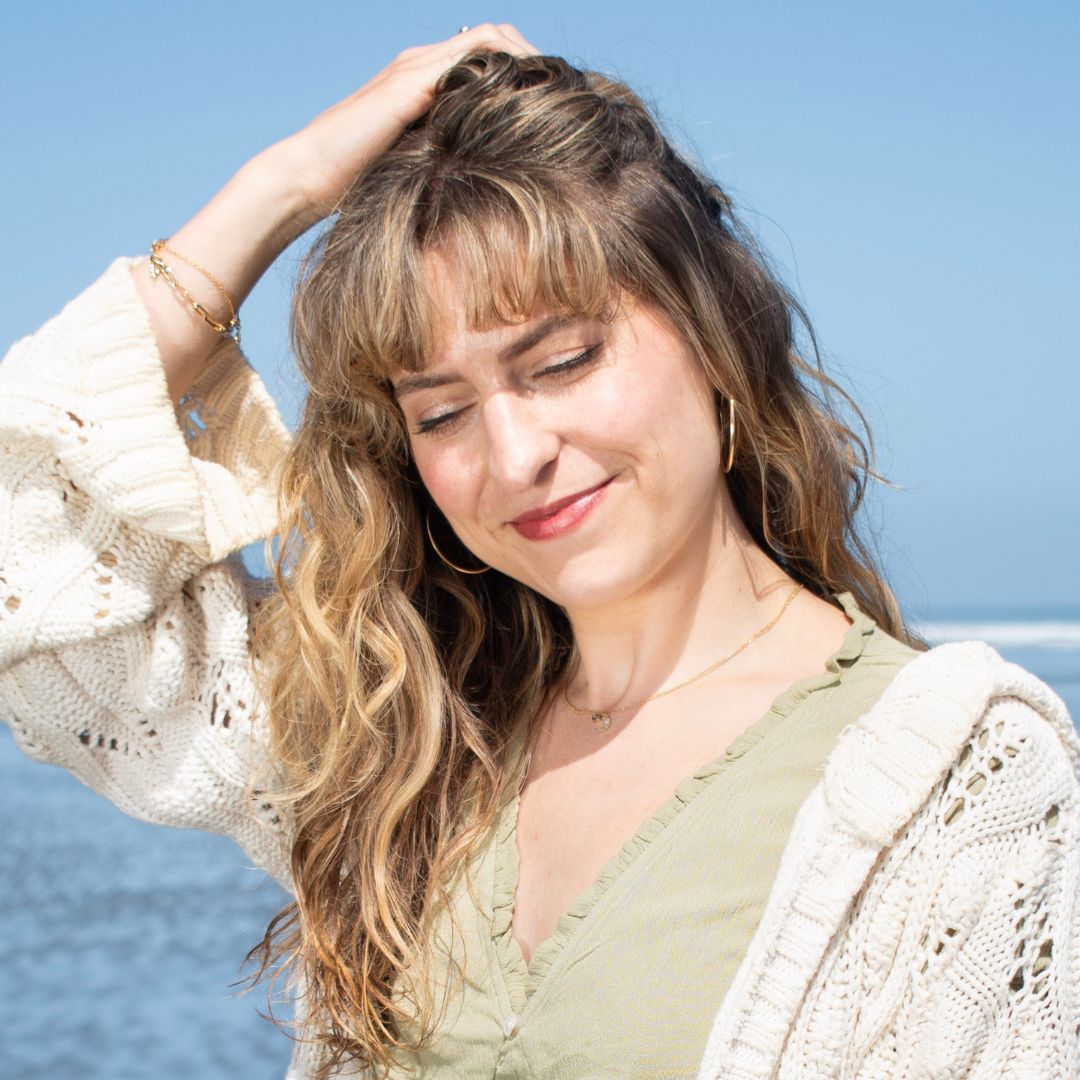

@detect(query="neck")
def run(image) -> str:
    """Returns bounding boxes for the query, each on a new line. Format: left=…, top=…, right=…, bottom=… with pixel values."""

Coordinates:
left=561, top=493, right=797, bottom=713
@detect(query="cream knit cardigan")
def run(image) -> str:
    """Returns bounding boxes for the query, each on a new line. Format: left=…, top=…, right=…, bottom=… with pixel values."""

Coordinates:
left=1, top=258, right=1078, bottom=1080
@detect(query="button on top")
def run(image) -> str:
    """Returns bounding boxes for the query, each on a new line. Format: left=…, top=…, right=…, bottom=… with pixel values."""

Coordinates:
left=502, top=1013, right=520, bottom=1038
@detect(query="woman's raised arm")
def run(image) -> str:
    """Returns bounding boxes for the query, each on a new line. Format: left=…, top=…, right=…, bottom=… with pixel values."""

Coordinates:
left=0, top=26, right=537, bottom=883
left=134, top=23, right=537, bottom=406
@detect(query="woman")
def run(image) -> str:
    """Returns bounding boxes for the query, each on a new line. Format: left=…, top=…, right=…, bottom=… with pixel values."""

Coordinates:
left=1, top=23, right=1076, bottom=1079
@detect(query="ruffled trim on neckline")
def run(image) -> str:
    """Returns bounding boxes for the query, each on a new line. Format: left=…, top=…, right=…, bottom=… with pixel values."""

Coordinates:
left=490, top=590, right=875, bottom=1003
left=717, top=590, right=872, bottom=764
left=490, top=782, right=532, bottom=1011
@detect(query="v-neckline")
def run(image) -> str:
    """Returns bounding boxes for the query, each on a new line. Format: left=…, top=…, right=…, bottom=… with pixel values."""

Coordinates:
left=488, top=592, right=874, bottom=1011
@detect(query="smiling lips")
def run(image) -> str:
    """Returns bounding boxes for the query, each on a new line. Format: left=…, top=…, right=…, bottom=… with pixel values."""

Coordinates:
left=509, top=478, right=613, bottom=541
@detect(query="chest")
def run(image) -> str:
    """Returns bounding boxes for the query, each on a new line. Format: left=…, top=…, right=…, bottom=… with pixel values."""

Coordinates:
left=510, top=724, right=736, bottom=966
left=505, top=645, right=858, bottom=967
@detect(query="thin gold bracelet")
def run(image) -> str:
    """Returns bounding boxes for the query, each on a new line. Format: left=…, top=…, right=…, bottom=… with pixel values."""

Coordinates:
left=148, top=239, right=241, bottom=345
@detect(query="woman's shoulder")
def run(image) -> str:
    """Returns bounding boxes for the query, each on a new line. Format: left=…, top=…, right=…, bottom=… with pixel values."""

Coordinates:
left=822, top=639, right=1079, bottom=847
left=895, top=640, right=1077, bottom=766
left=832, top=591, right=919, bottom=675
left=697, top=639, right=1079, bottom=1078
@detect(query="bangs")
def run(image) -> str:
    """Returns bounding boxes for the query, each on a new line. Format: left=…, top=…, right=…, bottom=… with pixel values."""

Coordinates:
left=342, top=172, right=625, bottom=380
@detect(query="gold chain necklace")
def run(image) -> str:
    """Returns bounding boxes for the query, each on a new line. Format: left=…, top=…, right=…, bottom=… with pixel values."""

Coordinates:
left=561, top=583, right=803, bottom=732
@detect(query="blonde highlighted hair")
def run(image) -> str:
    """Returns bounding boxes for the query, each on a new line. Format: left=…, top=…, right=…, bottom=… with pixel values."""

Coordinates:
left=246, top=49, right=916, bottom=1076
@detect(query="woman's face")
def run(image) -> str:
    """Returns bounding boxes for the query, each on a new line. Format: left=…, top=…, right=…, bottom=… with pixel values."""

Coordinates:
left=392, top=253, right=727, bottom=612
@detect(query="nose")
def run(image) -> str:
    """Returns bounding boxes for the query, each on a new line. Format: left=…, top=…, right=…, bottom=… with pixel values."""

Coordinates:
left=481, top=390, right=561, bottom=494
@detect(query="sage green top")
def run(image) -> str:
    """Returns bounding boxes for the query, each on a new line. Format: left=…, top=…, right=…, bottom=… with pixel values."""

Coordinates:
left=389, top=593, right=917, bottom=1078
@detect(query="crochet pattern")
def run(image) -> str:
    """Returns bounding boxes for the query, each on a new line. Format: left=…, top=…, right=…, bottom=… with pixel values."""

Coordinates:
left=0, top=258, right=292, bottom=886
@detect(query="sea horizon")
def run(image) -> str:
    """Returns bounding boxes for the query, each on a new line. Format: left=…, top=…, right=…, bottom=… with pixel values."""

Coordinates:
left=918, top=617, right=1080, bottom=652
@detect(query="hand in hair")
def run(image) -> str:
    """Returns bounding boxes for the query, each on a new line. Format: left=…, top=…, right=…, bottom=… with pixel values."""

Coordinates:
left=277, top=24, right=540, bottom=231
left=133, top=24, right=538, bottom=406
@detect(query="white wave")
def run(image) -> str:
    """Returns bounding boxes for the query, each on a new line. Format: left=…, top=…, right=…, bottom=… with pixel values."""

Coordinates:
left=918, top=621, right=1080, bottom=651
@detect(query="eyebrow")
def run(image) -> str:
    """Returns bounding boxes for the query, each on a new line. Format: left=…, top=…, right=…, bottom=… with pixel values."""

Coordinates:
left=392, top=314, right=578, bottom=399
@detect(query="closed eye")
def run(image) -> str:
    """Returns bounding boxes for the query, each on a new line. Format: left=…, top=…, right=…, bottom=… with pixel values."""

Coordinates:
left=415, top=407, right=469, bottom=436
left=537, top=343, right=603, bottom=379
left=413, top=343, right=605, bottom=437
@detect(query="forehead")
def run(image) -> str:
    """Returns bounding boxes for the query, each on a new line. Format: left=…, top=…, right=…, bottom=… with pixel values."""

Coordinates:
left=398, top=213, right=621, bottom=356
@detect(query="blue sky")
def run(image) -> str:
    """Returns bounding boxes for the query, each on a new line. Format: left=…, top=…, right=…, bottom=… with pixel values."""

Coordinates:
left=2, top=1, right=1077, bottom=618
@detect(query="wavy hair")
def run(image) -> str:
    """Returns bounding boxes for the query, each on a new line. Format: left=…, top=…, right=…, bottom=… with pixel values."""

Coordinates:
left=245, top=49, right=918, bottom=1076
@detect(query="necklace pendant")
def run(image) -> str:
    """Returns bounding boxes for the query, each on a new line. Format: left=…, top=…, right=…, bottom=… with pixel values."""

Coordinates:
left=591, top=712, right=612, bottom=732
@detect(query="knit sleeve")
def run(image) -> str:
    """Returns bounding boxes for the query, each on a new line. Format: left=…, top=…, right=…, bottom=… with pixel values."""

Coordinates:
left=0, top=256, right=294, bottom=887
left=785, top=691, right=1080, bottom=1078
left=906, top=694, right=1080, bottom=1076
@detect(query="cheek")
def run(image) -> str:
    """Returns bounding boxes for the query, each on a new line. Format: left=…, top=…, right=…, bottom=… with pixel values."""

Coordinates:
left=671, top=381, right=724, bottom=468
left=597, top=364, right=722, bottom=474
left=411, top=443, right=478, bottom=520
left=656, top=350, right=725, bottom=462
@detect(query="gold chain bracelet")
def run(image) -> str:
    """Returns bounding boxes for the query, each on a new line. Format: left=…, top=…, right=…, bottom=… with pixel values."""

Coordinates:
left=148, top=239, right=241, bottom=345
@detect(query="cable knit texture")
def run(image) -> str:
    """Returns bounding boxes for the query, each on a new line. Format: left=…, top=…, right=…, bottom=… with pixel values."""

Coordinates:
left=698, top=648, right=1080, bottom=1079
left=2, top=258, right=1078, bottom=1079
left=0, top=257, right=292, bottom=886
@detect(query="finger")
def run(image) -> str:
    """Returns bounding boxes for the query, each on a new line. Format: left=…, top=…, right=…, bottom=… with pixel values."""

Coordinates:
left=404, top=32, right=527, bottom=86
left=447, top=22, right=540, bottom=58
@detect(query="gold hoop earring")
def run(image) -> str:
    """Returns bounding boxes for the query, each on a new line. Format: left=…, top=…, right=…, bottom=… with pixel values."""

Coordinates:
left=425, top=510, right=489, bottom=575
left=722, top=396, right=737, bottom=474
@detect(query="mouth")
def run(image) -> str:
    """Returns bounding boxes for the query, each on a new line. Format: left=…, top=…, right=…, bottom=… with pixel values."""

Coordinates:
left=509, top=477, right=614, bottom=541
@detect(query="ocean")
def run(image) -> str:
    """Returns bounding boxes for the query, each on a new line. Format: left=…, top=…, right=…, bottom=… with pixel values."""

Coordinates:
left=2, top=623, right=1077, bottom=1080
